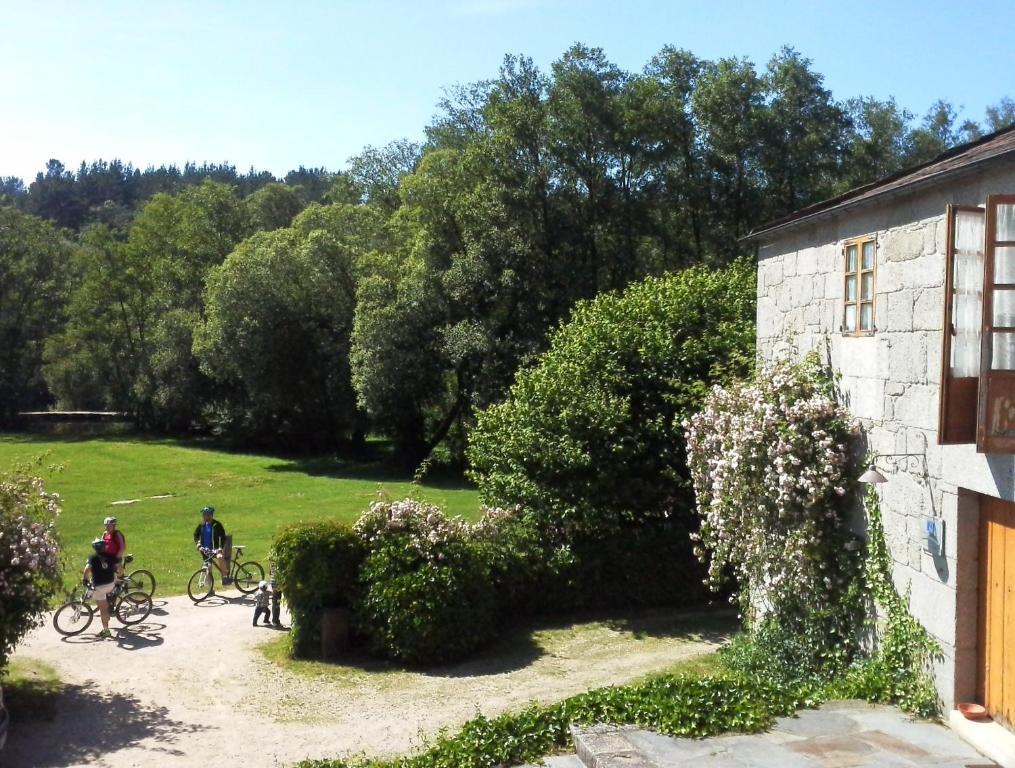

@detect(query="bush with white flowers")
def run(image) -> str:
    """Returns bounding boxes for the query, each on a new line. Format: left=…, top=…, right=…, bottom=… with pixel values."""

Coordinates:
left=355, top=499, right=498, bottom=664
left=0, top=466, right=62, bottom=669
left=684, top=354, right=855, bottom=622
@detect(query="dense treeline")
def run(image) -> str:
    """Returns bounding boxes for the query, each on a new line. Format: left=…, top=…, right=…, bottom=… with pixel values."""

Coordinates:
left=2, top=44, right=1013, bottom=461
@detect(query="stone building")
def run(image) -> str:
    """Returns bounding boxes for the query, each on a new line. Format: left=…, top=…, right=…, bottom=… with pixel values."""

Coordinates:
left=746, top=125, right=1015, bottom=752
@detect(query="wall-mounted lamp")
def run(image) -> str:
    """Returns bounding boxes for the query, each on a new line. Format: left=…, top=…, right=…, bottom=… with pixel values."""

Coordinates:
left=858, top=465, right=888, bottom=484
left=857, top=453, right=928, bottom=485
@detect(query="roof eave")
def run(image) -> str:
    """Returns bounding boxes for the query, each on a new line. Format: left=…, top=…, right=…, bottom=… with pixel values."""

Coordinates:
left=743, top=143, right=1015, bottom=246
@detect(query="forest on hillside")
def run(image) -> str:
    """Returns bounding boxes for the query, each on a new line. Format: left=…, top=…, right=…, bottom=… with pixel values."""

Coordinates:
left=2, top=44, right=1013, bottom=463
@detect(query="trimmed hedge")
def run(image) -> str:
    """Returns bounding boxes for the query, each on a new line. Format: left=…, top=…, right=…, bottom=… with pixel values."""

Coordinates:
left=271, top=521, right=365, bottom=657
left=357, top=531, right=497, bottom=665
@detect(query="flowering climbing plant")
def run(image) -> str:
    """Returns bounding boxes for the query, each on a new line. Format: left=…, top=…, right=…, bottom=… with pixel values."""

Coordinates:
left=684, top=354, right=856, bottom=621
left=0, top=465, right=62, bottom=668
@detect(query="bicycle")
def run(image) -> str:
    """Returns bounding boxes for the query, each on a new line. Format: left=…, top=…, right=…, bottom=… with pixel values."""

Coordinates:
left=187, top=545, right=264, bottom=602
left=121, top=554, right=156, bottom=598
left=53, top=564, right=154, bottom=636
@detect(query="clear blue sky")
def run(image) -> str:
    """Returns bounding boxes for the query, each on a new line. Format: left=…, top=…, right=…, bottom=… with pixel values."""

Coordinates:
left=3, top=0, right=1013, bottom=182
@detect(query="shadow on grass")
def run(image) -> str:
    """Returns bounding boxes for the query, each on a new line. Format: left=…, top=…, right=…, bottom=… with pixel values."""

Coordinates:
left=2, top=679, right=208, bottom=767
left=275, top=604, right=738, bottom=683
left=263, top=455, right=475, bottom=492
left=602, top=605, right=739, bottom=642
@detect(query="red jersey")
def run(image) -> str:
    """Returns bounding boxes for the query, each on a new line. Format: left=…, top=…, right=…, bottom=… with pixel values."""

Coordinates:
left=103, top=530, right=126, bottom=558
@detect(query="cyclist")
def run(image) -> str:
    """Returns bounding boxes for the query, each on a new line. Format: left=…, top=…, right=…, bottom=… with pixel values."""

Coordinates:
left=82, top=538, right=116, bottom=638
left=101, top=516, right=126, bottom=573
left=193, top=506, right=230, bottom=584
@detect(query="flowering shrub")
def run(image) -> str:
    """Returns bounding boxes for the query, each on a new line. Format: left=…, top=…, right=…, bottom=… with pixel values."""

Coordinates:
left=355, top=499, right=497, bottom=664
left=0, top=466, right=62, bottom=669
left=355, top=498, right=474, bottom=560
left=684, top=354, right=856, bottom=624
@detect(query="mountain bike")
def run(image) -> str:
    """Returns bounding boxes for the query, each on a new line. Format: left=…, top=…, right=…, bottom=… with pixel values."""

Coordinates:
left=122, top=557, right=156, bottom=598
left=53, top=572, right=154, bottom=636
left=187, top=545, right=264, bottom=602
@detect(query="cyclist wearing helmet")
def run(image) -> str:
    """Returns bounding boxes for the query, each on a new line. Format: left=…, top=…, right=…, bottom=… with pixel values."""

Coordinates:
left=102, top=515, right=126, bottom=564
left=83, top=539, right=117, bottom=638
left=193, top=506, right=230, bottom=584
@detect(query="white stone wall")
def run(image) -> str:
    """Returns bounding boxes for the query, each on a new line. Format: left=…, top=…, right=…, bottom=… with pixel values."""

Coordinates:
left=756, top=160, right=1015, bottom=710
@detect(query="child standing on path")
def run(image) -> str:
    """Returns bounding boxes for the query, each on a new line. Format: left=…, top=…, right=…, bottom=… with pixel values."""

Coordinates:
left=253, top=581, right=271, bottom=626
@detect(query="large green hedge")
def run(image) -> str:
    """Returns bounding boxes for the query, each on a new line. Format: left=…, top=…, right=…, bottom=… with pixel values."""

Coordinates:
left=271, top=521, right=366, bottom=657
left=467, top=260, right=756, bottom=539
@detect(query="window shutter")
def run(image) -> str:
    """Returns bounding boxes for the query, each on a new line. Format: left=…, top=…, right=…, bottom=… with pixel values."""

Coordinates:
left=939, top=205, right=984, bottom=444
left=976, top=195, right=1015, bottom=454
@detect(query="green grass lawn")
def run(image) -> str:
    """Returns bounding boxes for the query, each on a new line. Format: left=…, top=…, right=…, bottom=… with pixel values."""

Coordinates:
left=0, top=432, right=480, bottom=597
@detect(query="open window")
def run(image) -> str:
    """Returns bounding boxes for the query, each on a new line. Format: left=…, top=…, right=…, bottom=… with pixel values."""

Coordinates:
left=939, top=205, right=984, bottom=443
left=977, top=195, right=1015, bottom=453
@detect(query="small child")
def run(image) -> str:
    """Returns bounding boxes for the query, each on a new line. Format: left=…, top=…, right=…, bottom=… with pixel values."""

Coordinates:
left=253, top=580, right=271, bottom=626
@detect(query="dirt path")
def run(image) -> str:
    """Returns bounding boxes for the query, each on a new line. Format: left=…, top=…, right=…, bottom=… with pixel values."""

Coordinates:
left=6, top=594, right=731, bottom=768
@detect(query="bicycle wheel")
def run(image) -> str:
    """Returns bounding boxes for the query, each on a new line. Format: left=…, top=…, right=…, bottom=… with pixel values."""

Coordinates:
left=126, top=569, right=156, bottom=598
left=115, top=591, right=153, bottom=625
left=53, top=601, right=94, bottom=636
left=233, top=561, right=264, bottom=594
left=187, top=567, right=214, bottom=602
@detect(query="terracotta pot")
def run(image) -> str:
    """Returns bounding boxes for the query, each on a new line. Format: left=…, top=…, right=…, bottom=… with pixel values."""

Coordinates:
left=957, top=702, right=988, bottom=720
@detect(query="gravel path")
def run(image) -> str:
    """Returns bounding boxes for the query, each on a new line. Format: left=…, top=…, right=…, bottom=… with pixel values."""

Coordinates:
left=5, top=594, right=730, bottom=768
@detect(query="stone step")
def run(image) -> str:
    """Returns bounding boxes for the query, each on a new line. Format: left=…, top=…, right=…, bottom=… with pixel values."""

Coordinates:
left=572, top=724, right=655, bottom=767
left=515, top=754, right=586, bottom=768
left=569, top=702, right=997, bottom=767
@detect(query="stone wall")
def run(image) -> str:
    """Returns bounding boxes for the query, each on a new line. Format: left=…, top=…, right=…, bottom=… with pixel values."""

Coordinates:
left=755, top=160, right=1015, bottom=710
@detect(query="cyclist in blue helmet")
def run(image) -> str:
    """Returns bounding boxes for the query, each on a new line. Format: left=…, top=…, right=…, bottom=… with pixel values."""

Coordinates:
left=193, top=506, right=230, bottom=584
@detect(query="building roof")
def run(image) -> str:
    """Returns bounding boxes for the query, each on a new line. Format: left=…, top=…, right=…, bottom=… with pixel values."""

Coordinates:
left=744, top=122, right=1015, bottom=243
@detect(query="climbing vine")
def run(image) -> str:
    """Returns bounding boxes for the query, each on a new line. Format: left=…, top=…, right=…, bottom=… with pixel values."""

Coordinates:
left=830, top=483, right=940, bottom=717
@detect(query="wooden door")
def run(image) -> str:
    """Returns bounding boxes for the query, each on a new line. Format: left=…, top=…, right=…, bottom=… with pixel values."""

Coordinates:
left=978, top=496, right=1015, bottom=724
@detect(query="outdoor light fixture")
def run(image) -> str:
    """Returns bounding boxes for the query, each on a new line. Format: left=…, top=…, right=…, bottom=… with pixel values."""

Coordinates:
left=858, top=465, right=888, bottom=484
left=857, top=453, right=927, bottom=485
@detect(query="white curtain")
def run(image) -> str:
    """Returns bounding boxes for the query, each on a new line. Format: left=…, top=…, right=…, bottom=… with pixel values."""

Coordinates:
left=952, top=210, right=984, bottom=377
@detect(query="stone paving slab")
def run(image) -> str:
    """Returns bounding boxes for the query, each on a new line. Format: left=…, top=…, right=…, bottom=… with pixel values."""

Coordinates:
left=569, top=701, right=996, bottom=767
left=517, top=755, right=586, bottom=768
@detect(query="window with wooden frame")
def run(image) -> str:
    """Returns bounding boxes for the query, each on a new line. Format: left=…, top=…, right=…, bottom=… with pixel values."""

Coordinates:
left=977, top=195, right=1015, bottom=453
left=843, top=236, right=877, bottom=334
left=939, top=205, right=985, bottom=444
left=938, top=196, right=1015, bottom=453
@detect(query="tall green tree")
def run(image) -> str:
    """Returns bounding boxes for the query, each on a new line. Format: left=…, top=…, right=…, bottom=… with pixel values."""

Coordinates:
left=759, top=47, right=849, bottom=217
left=244, top=183, right=305, bottom=232
left=196, top=204, right=389, bottom=446
left=44, top=180, right=247, bottom=428
left=0, top=209, right=72, bottom=423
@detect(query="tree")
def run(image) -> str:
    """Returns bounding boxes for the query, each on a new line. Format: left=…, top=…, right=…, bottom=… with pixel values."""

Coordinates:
left=44, top=181, right=247, bottom=428
left=196, top=204, right=389, bottom=446
left=468, top=260, right=756, bottom=536
left=43, top=224, right=148, bottom=411
left=985, top=97, right=1015, bottom=133
left=0, top=208, right=72, bottom=423
left=907, top=100, right=979, bottom=164
left=691, top=57, right=765, bottom=257
left=841, top=96, right=914, bottom=188
left=244, top=183, right=305, bottom=232
left=347, top=140, right=422, bottom=213
left=759, top=47, right=849, bottom=217
left=25, top=160, right=87, bottom=230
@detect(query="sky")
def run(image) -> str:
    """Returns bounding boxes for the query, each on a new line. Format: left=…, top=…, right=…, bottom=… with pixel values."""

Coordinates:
left=3, top=0, right=1014, bottom=183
